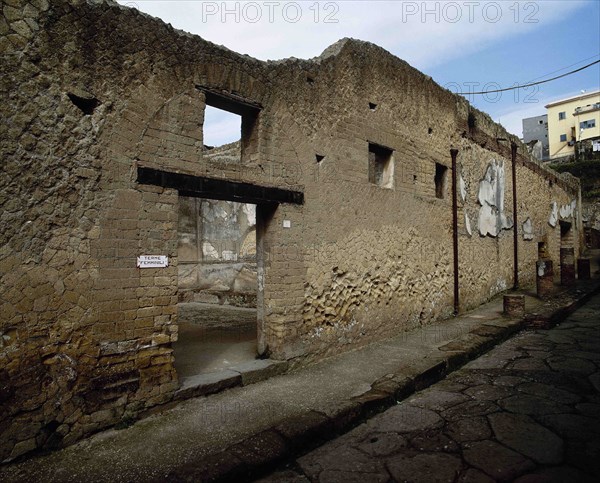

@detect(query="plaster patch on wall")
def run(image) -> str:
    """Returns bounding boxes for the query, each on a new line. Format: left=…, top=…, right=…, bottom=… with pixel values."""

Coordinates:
left=0, top=329, right=17, bottom=351
left=559, top=199, right=577, bottom=220
left=459, top=172, right=467, bottom=202
left=559, top=203, right=571, bottom=219
left=522, top=217, right=534, bottom=240
left=308, top=317, right=360, bottom=341
left=477, top=159, right=512, bottom=237
left=537, top=260, right=547, bottom=277
left=464, top=212, right=472, bottom=236
left=490, top=278, right=508, bottom=296
left=202, top=241, right=219, bottom=259
left=478, top=204, right=496, bottom=237
left=549, top=202, right=558, bottom=227
left=243, top=203, right=256, bottom=226
left=180, top=198, right=257, bottom=297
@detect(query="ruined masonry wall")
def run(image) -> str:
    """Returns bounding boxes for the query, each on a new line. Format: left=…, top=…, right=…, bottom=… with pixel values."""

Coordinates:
left=178, top=197, right=257, bottom=307
left=0, top=0, right=581, bottom=461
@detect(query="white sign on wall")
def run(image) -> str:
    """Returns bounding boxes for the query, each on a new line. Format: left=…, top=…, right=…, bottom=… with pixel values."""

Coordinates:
left=137, top=255, right=169, bottom=268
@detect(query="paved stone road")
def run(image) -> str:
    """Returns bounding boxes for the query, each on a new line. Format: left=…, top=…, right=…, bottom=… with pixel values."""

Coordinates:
left=259, top=293, right=600, bottom=483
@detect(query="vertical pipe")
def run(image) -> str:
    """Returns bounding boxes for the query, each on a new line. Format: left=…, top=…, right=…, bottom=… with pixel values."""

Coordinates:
left=451, top=148, right=459, bottom=315
left=511, top=142, right=519, bottom=289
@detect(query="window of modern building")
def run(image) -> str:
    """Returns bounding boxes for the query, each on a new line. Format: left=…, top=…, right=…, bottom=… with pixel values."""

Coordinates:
left=580, top=119, right=596, bottom=129
left=560, top=134, right=567, bottom=142
left=558, top=112, right=566, bottom=120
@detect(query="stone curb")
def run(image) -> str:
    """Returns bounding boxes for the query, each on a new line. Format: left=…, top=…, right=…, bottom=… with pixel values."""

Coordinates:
left=166, top=335, right=514, bottom=483
left=526, top=283, right=600, bottom=330
left=163, top=281, right=600, bottom=483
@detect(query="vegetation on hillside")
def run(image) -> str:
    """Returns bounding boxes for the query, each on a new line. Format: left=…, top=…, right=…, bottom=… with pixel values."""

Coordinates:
left=549, top=159, right=600, bottom=199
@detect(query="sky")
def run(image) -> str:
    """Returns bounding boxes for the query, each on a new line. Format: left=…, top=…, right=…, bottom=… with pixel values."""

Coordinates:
left=117, top=0, right=600, bottom=145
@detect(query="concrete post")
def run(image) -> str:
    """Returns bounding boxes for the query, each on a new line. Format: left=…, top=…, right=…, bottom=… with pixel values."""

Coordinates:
left=536, top=259, right=554, bottom=299
left=560, top=247, right=575, bottom=286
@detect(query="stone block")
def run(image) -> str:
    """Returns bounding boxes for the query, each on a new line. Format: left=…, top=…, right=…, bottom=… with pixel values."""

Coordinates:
left=560, top=247, right=575, bottom=286
left=503, top=294, right=525, bottom=318
left=536, top=259, right=554, bottom=299
left=174, top=370, right=242, bottom=400
left=230, top=359, right=288, bottom=386
left=8, top=437, right=37, bottom=461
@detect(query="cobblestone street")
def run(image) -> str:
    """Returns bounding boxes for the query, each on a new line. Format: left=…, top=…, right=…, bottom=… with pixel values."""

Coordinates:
left=260, top=293, right=600, bottom=483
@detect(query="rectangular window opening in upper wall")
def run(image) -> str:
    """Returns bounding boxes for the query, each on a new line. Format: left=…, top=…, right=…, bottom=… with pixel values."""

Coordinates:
left=434, top=163, right=448, bottom=199
left=368, top=143, right=394, bottom=189
left=203, top=106, right=242, bottom=161
left=198, top=87, right=260, bottom=164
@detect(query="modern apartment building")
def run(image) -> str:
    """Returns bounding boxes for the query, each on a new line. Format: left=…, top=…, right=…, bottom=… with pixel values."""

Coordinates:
left=522, top=114, right=549, bottom=160
left=546, top=90, right=600, bottom=160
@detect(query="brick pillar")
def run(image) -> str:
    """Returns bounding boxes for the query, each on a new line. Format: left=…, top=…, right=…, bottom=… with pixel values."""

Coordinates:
left=560, top=247, right=575, bottom=286
left=536, top=259, right=554, bottom=299
left=577, top=258, right=591, bottom=280
left=503, top=295, right=525, bottom=317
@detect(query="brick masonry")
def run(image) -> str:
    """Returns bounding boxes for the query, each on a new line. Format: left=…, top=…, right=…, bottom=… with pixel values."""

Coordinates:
left=536, top=260, right=555, bottom=299
left=0, top=0, right=584, bottom=461
left=503, top=295, right=525, bottom=318
left=560, top=247, right=576, bottom=286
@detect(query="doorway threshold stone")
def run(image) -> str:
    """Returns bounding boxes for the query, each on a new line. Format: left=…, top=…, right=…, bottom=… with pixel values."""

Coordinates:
left=230, top=359, right=289, bottom=385
left=174, top=360, right=288, bottom=401
left=174, top=370, right=242, bottom=400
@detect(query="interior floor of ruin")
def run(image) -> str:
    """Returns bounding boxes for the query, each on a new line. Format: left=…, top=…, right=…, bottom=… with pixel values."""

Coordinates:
left=174, top=302, right=257, bottom=378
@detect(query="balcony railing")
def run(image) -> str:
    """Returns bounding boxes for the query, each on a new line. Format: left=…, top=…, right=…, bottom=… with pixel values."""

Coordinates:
left=573, top=103, right=600, bottom=115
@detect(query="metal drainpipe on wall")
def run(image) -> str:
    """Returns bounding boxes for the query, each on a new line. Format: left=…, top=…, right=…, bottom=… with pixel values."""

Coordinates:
left=511, top=142, right=519, bottom=290
left=451, top=148, right=459, bottom=315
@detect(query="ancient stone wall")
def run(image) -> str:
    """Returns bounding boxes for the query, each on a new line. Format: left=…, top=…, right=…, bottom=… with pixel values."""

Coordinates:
left=1, top=0, right=582, bottom=460
left=583, top=200, right=600, bottom=247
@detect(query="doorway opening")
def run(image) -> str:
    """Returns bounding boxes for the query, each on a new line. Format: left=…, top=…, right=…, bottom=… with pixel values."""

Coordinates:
left=136, top=166, right=303, bottom=383
left=560, top=220, right=573, bottom=247
left=174, top=197, right=258, bottom=378
left=559, top=220, right=574, bottom=284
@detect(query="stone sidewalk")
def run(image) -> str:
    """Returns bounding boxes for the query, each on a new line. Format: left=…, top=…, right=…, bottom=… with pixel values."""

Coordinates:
left=261, top=291, right=600, bottom=482
left=1, top=280, right=599, bottom=482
